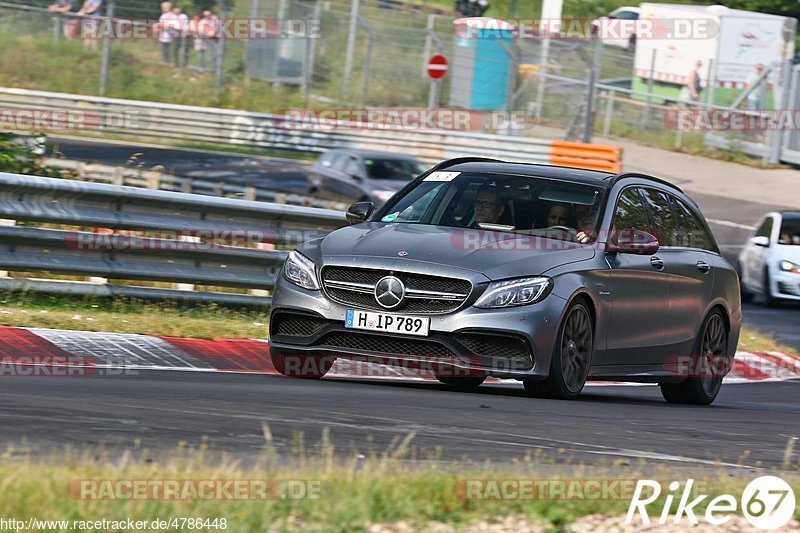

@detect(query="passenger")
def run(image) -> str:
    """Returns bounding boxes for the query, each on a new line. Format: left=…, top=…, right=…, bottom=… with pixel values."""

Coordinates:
left=575, top=205, right=596, bottom=244
left=545, top=203, right=571, bottom=227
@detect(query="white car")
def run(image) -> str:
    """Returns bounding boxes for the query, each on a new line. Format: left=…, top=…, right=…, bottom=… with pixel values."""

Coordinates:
left=590, top=6, right=641, bottom=50
left=738, top=211, right=800, bottom=305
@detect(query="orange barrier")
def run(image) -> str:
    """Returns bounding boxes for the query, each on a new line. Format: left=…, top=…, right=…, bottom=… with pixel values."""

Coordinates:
left=549, top=141, right=623, bottom=173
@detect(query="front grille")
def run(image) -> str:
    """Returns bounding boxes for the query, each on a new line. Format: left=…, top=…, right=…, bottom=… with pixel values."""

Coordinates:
left=778, top=282, right=799, bottom=296
left=318, top=332, right=455, bottom=361
left=272, top=313, right=328, bottom=337
left=321, top=266, right=472, bottom=314
left=455, top=333, right=533, bottom=370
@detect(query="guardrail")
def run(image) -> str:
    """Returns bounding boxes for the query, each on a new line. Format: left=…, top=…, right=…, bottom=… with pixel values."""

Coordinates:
left=0, top=87, right=622, bottom=173
left=42, top=158, right=350, bottom=211
left=0, top=172, right=348, bottom=307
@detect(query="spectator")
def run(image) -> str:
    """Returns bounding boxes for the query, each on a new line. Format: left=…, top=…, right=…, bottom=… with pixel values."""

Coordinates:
left=680, top=60, right=703, bottom=104
left=75, top=0, right=103, bottom=49
left=48, top=0, right=73, bottom=13
left=48, top=0, right=76, bottom=39
left=156, top=2, right=174, bottom=64
left=197, top=9, right=220, bottom=74
left=170, top=5, right=189, bottom=67
left=745, top=63, right=765, bottom=111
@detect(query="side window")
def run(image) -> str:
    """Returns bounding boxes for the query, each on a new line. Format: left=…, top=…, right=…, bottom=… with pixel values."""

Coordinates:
left=343, top=157, right=361, bottom=176
left=755, top=216, right=773, bottom=239
left=640, top=188, right=678, bottom=246
left=329, top=154, right=347, bottom=171
left=672, top=197, right=716, bottom=252
left=612, top=188, right=649, bottom=232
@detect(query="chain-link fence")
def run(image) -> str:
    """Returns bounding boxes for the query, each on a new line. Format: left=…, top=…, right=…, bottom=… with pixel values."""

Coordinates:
left=0, top=0, right=792, bottom=163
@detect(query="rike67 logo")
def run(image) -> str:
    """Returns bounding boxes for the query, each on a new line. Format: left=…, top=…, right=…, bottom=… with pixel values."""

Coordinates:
left=627, top=476, right=796, bottom=530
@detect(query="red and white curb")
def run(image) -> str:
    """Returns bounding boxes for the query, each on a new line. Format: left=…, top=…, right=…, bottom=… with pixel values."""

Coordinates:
left=0, top=326, right=798, bottom=385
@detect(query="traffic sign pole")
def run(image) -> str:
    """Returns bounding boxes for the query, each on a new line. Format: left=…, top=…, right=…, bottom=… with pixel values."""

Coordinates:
left=425, top=54, right=448, bottom=109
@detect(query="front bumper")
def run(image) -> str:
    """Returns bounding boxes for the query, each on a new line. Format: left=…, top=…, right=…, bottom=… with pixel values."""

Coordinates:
left=770, top=268, right=800, bottom=301
left=268, top=277, right=568, bottom=379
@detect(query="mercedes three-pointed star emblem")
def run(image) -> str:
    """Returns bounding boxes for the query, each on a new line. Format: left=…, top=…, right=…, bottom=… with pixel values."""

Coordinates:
left=374, top=276, right=406, bottom=309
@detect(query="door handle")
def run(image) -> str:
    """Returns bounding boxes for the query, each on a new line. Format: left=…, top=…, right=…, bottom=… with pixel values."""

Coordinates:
left=697, top=260, right=711, bottom=274
left=650, top=256, right=665, bottom=270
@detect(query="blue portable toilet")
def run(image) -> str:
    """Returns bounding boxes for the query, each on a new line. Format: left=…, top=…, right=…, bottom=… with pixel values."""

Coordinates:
left=449, top=18, right=516, bottom=111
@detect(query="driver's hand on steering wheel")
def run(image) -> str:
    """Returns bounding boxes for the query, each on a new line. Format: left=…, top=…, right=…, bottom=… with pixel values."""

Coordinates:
left=576, top=231, right=591, bottom=244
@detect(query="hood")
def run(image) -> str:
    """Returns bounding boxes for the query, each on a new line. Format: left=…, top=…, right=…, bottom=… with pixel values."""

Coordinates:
left=774, top=244, right=800, bottom=263
left=311, top=223, right=595, bottom=280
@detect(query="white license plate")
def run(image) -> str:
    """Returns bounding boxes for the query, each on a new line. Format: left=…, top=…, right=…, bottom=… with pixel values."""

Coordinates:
left=345, top=309, right=430, bottom=336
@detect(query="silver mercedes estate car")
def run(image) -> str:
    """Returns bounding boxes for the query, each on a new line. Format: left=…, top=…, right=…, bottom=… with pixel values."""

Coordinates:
left=269, top=159, right=741, bottom=404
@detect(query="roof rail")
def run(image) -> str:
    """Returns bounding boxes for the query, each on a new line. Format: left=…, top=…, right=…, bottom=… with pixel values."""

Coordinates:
left=431, top=157, right=506, bottom=171
left=608, top=172, right=683, bottom=193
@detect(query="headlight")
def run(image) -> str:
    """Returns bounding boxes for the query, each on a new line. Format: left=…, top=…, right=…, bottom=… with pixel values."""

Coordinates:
left=474, top=277, right=553, bottom=309
left=373, top=190, right=396, bottom=202
left=779, top=260, right=800, bottom=273
left=283, top=250, right=320, bottom=290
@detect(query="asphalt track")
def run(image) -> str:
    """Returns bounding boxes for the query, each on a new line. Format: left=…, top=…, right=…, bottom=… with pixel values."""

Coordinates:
left=0, top=137, right=792, bottom=467
left=0, top=370, right=797, bottom=468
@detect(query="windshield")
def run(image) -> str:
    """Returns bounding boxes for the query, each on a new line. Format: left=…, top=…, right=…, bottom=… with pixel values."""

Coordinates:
left=363, top=158, right=426, bottom=181
left=778, top=216, right=800, bottom=245
left=377, top=172, right=604, bottom=242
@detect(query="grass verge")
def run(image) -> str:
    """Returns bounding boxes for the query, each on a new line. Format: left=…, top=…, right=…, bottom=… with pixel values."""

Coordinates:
left=0, top=293, right=269, bottom=339
left=1, top=434, right=798, bottom=532
left=0, top=293, right=797, bottom=359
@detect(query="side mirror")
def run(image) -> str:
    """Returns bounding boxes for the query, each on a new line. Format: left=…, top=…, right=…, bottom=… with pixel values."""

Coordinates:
left=346, top=201, right=374, bottom=225
left=750, top=235, right=770, bottom=247
left=606, top=229, right=660, bottom=255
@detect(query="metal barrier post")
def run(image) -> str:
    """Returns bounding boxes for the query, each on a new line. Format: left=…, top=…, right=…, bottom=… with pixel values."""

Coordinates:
left=602, top=89, right=614, bottom=137
left=358, top=17, right=373, bottom=107
left=342, top=0, right=360, bottom=99
left=98, top=0, right=115, bottom=97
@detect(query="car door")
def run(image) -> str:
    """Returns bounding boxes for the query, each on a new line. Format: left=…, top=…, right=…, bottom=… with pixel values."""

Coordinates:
left=603, top=187, right=670, bottom=367
left=650, top=192, right=716, bottom=359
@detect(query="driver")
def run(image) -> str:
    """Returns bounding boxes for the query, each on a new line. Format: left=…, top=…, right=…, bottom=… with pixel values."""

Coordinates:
left=472, top=188, right=506, bottom=225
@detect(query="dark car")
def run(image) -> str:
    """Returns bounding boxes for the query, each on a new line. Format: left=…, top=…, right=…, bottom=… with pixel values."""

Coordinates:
left=269, top=158, right=741, bottom=404
left=308, top=149, right=427, bottom=204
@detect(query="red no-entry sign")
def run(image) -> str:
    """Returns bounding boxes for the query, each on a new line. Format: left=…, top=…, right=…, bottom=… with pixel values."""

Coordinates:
left=427, top=54, right=448, bottom=80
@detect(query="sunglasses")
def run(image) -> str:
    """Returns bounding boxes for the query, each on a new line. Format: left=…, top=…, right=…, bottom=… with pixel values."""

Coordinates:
left=474, top=200, right=500, bottom=209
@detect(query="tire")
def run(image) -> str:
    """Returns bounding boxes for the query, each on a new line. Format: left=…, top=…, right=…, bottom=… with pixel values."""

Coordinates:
left=435, top=375, right=486, bottom=390
left=762, top=268, right=780, bottom=307
left=526, top=301, right=594, bottom=400
left=660, top=309, right=728, bottom=405
left=270, top=351, right=335, bottom=379
left=736, top=262, right=752, bottom=303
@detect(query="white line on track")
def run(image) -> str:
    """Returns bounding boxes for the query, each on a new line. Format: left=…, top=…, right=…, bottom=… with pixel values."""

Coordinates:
left=707, top=219, right=756, bottom=231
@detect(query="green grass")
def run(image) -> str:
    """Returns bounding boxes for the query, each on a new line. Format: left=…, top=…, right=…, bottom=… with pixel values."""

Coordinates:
left=0, top=435, right=797, bottom=532
left=0, top=293, right=269, bottom=339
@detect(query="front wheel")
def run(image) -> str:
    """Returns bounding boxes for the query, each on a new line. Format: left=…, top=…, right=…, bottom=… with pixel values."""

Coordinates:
left=762, top=269, right=780, bottom=307
left=660, top=309, right=728, bottom=405
left=270, top=352, right=336, bottom=379
left=526, top=301, right=593, bottom=400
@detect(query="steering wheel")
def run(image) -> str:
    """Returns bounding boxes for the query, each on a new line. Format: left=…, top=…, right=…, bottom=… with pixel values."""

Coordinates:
left=546, top=225, right=575, bottom=234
